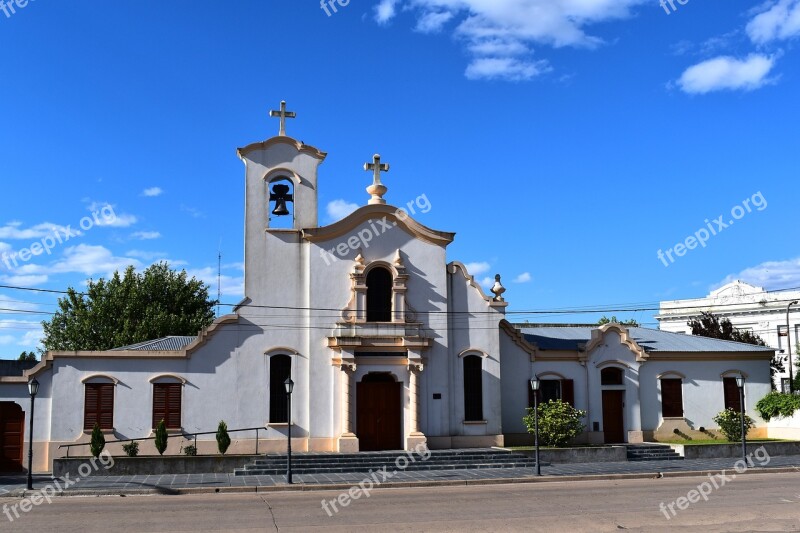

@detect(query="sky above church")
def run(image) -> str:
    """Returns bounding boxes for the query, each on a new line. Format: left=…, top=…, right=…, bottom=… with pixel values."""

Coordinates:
left=1, top=0, right=799, bottom=353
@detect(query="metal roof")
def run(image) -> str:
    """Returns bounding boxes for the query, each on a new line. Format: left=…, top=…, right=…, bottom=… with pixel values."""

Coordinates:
left=111, top=336, right=197, bottom=351
left=517, top=326, right=775, bottom=353
left=0, top=360, right=38, bottom=377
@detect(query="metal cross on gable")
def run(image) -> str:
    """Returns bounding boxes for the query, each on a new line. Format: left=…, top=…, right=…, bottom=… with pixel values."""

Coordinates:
left=269, top=100, right=296, bottom=136
left=364, top=154, right=390, bottom=186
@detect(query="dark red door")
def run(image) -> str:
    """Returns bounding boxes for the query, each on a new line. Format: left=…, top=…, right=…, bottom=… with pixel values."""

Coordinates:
left=602, top=391, right=625, bottom=444
left=357, top=374, right=402, bottom=451
left=0, top=402, right=25, bottom=472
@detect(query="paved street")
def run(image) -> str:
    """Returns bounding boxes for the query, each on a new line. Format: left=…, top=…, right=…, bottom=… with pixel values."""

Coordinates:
left=1, top=472, right=799, bottom=532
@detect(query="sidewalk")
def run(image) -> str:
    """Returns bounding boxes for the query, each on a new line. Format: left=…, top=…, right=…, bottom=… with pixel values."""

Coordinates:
left=2, top=455, right=799, bottom=498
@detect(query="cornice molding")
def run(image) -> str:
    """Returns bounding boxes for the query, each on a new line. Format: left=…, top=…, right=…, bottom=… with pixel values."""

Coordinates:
left=236, top=135, right=327, bottom=160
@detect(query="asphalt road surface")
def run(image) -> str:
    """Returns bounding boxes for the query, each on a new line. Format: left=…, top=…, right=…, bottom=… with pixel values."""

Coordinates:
left=2, top=472, right=800, bottom=532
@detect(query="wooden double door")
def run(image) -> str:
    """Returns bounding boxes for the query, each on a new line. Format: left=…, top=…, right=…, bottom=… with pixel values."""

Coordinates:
left=0, top=402, right=25, bottom=472
left=356, top=374, right=402, bottom=451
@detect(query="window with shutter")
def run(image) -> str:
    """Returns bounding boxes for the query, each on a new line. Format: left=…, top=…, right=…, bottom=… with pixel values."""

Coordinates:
left=463, top=355, right=483, bottom=421
left=84, top=383, right=114, bottom=430
left=723, top=378, right=742, bottom=412
left=660, top=378, right=684, bottom=418
left=269, top=355, right=292, bottom=423
left=153, top=383, right=182, bottom=429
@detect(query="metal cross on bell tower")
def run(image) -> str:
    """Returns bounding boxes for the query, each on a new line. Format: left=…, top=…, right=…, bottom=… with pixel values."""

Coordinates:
left=269, top=100, right=296, bottom=137
left=364, top=154, right=390, bottom=205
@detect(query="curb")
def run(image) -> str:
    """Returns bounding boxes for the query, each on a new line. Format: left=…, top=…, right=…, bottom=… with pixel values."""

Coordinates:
left=2, top=466, right=797, bottom=499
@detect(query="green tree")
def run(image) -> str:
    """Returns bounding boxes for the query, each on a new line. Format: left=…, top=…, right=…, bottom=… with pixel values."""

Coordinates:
left=597, top=316, right=639, bottom=326
left=41, top=262, right=216, bottom=351
left=688, top=312, right=783, bottom=388
left=90, top=423, right=106, bottom=458
left=154, top=419, right=168, bottom=455
left=523, top=400, right=587, bottom=447
left=216, top=420, right=231, bottom=455
left=18, top=351, right=37, bottom=362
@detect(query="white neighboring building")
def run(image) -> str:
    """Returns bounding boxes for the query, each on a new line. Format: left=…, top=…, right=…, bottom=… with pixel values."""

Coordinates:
left=0, top=110, right=776, bottom=472
left=657, top=281, right=800, bottom=392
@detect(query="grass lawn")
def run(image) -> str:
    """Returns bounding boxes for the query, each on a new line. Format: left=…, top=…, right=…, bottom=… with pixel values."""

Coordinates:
left=655, top=438, right=790, bottom=446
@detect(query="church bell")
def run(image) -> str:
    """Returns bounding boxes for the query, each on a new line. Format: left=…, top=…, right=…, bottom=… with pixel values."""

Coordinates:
left=269, top=184, right=293, bottom=216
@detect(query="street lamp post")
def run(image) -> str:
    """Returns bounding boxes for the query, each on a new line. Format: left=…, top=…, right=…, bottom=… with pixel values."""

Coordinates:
left=284, top=377, right=294, bottom=484
left=530, top=378, right=541, bottom=476
left=26, top=377, right=39, bottom=491
left=735, top=376, right=746, bottom=460
left=787, top=301, right=798, bottom=394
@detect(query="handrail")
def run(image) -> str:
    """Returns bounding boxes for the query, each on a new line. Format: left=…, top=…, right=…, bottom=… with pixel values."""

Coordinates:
left=57, top=426, right=269, bottom=457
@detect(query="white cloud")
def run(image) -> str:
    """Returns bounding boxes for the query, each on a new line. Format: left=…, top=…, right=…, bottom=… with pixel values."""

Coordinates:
left=677, top=54, right=776, bottom=94
left=747, top=0, right=800, bottom=45
left=0, top=274, right=49, bottom=286
left=326, top=200, right=360, bottom=222
left=716, top=257, right=800, bottom=291
left=0, top=335, right=15, bottom=346
left=374, top=0, right=646, bottom=80
left=126, top=250, right=168, bottom=261
left=480, top=276, right=495, bottom=289
left=18, top=244, right=141, bottom=279
left=84, top=201, right=138, bottom=228
left=19, top=329, right=44, bottom=347
left=187, top=267, right=244, bottom=300
left=131, top=231, right=161, bottom=240
left=180, top=205, right=205, bottom=219
left=0, top=221, right=72, bottom=240
left=513, top=272, right=532, bottom=283
left=0, top=242, right=10, bottom=253
left=415, top=11, right=453, bottom=33
left=464, top=261, right=491, bottom=276
left=465, top=57, right=550, bottom=81
left=375, top=0, right=400, bottom=24
left=142, top=187, right=164, bottom=197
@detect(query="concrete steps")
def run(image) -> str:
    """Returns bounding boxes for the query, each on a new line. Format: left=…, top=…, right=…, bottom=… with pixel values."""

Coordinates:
left=626, top=444, right=683, bottom=462
left=234, top=449, right=544, bottom=476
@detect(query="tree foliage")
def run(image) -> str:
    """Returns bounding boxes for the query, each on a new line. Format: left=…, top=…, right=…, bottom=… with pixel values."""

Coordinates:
left=523, top=400, right=587, bottom=447
left=18, top=351, right=37, bottom=362
left=755, top=391, right=800, bottom=422
left=90, top=423, right=106, bottom=458
left=154, top=419, right=168, bottom=455
left=41, top=262, right=216, bottom=351
left=597, top=316, right=639, bottom=326
left=216, top=420, right=231, bottom=455
left=688, top=311, right=783, bottom=387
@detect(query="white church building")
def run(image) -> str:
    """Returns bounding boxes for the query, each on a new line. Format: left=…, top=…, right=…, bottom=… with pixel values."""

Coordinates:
left=0, top=105, right=775, bottom=472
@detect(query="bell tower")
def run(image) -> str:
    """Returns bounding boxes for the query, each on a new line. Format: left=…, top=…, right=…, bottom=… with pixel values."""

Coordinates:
left=237, top=101, right=327, bottom=301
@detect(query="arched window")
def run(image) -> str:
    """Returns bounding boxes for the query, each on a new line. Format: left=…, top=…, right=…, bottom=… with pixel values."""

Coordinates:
left=463, top=355, right=483, bottom=421
left=269, top=355, right=292, bottom=423
left=366, top=267, right=393, bottom=322
left=601, top=367, right=624, bottom=386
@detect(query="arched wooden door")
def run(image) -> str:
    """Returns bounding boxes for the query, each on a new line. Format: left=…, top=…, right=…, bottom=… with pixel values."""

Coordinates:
left=357, top=373, right=402, bottom=451
left=0, top=402, right=25, bottom=472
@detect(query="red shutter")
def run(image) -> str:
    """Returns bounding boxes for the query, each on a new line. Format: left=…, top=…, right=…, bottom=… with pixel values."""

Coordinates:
left=153, top=384, right=182, bottom=429
left=85, top=384, right=114, bottom=430
left=561, top=379, right=575, bottom=407
left=723, top=378, right=742, bottom=412
left=661, top=379, right=684, bottom=418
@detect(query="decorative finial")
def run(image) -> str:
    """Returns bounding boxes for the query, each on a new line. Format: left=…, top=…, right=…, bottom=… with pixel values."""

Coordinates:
left=269, top=100, right=296, bottom=136
left=364, top=154, right=390, bottom=205
left=490, top=274, right=506, bottom=302
left=394, top=249, right=404, bottom=267
left=355, top=250, right=365, bottom=266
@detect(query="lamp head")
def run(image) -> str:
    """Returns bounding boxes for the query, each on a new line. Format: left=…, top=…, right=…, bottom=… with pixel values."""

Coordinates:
left=530, top=378, right=540, bottom=392
left=28, top=377, right=40, bottom=397
left=735, top=376, right=745, bottom=388
left=284, top=377, right=294, bottom=394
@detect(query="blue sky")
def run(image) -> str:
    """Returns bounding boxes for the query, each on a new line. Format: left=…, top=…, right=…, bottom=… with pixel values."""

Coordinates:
left=1, top=0, right=799, bottom=354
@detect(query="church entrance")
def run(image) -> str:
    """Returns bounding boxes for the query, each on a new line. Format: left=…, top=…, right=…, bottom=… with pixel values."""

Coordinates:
left=0, top=402, right=25, bottom=473
left=356, top=373, right=402, bottom=451
left=602, top=391, right=626, bottom=443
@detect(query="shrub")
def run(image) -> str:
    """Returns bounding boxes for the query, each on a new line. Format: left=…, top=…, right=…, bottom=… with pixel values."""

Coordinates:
left=523, top=400, right=587, bottom=448
left=90, top=423, right=105, bottom=458
left=216, top=420, right=231, bottom=455
left=755, top=391, right=800, bottom=422
left=183, top=444, right=197, bottom=456
left=154, top=419, right=168, bottom=455
left=713, top=408, right=755, bottom=441
left=122, top=441, right=139, bottom=457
